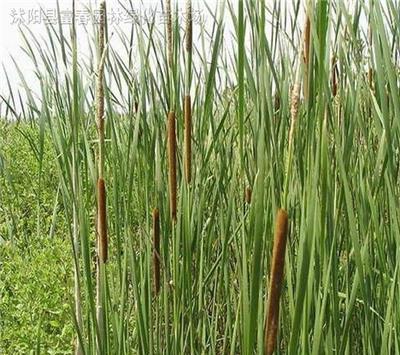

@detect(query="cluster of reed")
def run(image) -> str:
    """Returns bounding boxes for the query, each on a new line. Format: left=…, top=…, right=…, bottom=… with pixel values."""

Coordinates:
left=83, top=0, right=298, bottom=352
left=8, top=0, right=398, bottom=353
left=151, top=0, right=194, bottom=297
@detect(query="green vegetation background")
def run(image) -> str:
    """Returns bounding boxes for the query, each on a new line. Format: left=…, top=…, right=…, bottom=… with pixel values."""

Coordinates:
left=0, top=122, right=73, bottom=353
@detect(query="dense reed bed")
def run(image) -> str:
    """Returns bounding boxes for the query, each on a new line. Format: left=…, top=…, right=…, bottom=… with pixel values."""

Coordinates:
left=1, top=0, right=400, bottom=353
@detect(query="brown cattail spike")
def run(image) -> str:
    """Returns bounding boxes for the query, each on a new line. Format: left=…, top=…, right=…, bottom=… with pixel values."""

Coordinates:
left=302, top=15, right=311, bottom=101
left=97, top=178, right=108, bottom=263
left=303, top=16, right=311, bottom=65
left=368, top=25, right=373, bottom=90
left=245, top=186, right=252, bottom=204
left=274, top=93, right=280, bottom=112
left=331, top=55, right=338, bottom=97
left=185, top=0, right=192, bottom=53
left=167, top=111, right=177, bottom=222
left=184, top=95, right=192, bottom=184
left=368, top=67, right=373, bottom=90
left=166, top=0, right=173, bottom=68
left=153, top=208, right=161, bottom=295
left=288, top=83, right=301, bottom=149
left=265, top=209, right=289, bottom=355
left=96, top=1, right=106, bottom=135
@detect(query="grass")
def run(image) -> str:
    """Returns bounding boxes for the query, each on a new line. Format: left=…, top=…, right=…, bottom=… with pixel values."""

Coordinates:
left=0, top=237, right=73, bottom=354
left=0, top=123, right=73, bottom=353
left=1, top=0, right=400, bottom=353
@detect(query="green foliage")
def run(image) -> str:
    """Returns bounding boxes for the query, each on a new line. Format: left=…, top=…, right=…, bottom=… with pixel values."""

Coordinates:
left=0, top=122, right=62, bottom=242
left=0, top=122, right=72, bottom=353
left=0, top=237, right=73, bottom=354
left=1, top=0, right=400, bottom=353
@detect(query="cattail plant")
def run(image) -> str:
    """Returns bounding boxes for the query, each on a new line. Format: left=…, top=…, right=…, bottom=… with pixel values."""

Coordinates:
left=368, top=24, right=373, bottom=90
left=95, top=0, right=107, bottom=351
left=71, top=1, right=84, bottom=354
left=302, top=10, right=311, bottom=102
left=185, top=0, right=192, bottom=57
left=283, top=8, right=309, bottom=203
left=184, top=0, right=192, bottom=185
left=331, top=55, right=338, bottom=97
left=288, top=83, right=301, bottom=147
left=166, top=0, right=173, bottom=70
left=167, top=111, right=177, bottom=222
left=97, top=178, right=108, bottom=263
left=284, top=80, right=301, bottom=200
left=8, top=0, right=400, bottom=353
left=245, top=186, right=252, bottom=204
left=184, top=96, right=192, bottom=184
left=283, top=61, right=301, bottom=204
left=264, top=209, right=289, bottom=355
left=274, top=92, right=281, bottom=112
left=153, top=208, right=161, bottom=295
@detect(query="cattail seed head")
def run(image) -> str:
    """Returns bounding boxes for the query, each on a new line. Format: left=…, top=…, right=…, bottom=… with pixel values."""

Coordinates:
left=288, top=83, right=301, bottom=148
left=166, top=0, right=173, bottom=68
left=245, top=186, right=252, bottom=204
left=303, top=16, right=311, bottom=66
left=153, top=208, right=161, bottom=295
left=302, top=15, right=311, bottom=101
left=97, top=178, right=108, bottom=263
left=274, top=93, right=281, bottom=112
left=185, top=0, right=192, bottom=53
left=265, top=208, right=289, bottom=355
left=331, top=55, right=338, bottom=97
left=96, top=0, right=106, bottom=135
left=368, top=68, right=373, bottom=90
left=368, top=25, right=373, bottom=91
left=290, top=84, right=301, bottom=119
left=167, top=111, right=177, bottom=222
left=184, top=95, right=192, bottom=184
